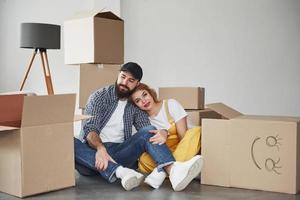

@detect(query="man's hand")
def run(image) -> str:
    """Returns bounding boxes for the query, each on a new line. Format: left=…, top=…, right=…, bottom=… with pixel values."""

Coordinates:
left=95, top=146, right=116, bottom=171
left=87, top=131, right=117, bottom=171
left=149, top=129, right=168, bottom=145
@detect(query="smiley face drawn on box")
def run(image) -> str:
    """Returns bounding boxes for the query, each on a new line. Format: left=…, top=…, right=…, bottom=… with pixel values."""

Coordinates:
left=251, top=135, right=283, bottom=175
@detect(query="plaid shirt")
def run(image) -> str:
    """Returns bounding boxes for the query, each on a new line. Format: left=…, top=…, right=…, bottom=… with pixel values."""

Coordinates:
left=82, top=85, right=151, bottom=142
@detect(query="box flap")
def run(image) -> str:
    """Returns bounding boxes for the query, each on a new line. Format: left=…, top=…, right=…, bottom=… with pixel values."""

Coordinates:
left=0, top=126, right=20, bottom=131
left=0, top=91, right=36, bottom=96
left=67, top=10, right=122, bottom=21
left=206, top=103, right=242, bottom=119
left=74, top=115, right=91, bottom=121
left=21, top=94, right=76, bottom=127
left=95, top=11, right=122, bottom=21
left=0, top=94, right=24, bottom=128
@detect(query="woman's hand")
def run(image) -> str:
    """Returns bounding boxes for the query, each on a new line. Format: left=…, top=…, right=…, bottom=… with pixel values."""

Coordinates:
left=149, top=129, right=168, bottom=145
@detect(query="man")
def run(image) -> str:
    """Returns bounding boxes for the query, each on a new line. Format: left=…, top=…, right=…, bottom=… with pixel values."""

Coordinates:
left=74, top=62, right=203, bottom=191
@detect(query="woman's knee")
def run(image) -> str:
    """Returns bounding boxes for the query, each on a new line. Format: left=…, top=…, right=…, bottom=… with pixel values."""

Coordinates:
left=136, top=125, right=156, bottom=140
left=139, top=125, right=156, bottom=133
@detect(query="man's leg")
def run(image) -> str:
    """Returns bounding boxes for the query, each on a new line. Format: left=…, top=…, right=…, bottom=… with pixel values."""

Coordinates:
left=74, top=138, right=144, bottom=190
left=74, top=138, right=119, bottom=183
left=75, top=162, right=97, bottom=176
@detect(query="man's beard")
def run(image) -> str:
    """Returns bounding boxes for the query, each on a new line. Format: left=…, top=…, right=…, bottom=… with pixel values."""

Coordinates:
left=115, top=82, right=134, bottom=98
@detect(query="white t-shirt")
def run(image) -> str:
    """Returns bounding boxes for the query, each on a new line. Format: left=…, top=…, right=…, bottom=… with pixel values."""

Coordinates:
left=100, top=100, right=127, bottom=143
left=149, top=99, right=188, bottom=130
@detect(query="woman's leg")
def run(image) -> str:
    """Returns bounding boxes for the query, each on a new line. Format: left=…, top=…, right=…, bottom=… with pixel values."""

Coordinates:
left=108, top=125, right=175, bottom=170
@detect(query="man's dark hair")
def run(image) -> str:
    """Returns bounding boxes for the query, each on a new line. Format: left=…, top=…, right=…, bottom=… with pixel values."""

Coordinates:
left=120, top=62, right=143, bottom=81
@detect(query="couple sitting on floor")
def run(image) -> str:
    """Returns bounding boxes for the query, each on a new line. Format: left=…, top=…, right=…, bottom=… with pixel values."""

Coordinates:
left=75, top=62, right=202, bottom=191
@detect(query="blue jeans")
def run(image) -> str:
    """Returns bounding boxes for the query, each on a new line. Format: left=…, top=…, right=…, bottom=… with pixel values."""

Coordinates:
left=74, top=125, right=175, bottom=183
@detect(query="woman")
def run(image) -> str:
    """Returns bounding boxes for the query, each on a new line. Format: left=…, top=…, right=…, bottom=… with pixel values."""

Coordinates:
left=130, top=83, right=201, bottom=189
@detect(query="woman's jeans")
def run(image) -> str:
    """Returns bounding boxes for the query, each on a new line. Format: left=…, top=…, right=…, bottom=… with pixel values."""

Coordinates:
left=74, top=125, right=175, bottom=183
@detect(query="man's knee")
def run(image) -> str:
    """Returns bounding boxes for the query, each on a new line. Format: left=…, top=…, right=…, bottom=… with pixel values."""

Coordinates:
left=74, top=137, right=93, bottom=156
left=74, top=137, right=85, bottom=150
left=75, top=162, right=97, bottom=176
left=74, top=138, right=81, bottom=149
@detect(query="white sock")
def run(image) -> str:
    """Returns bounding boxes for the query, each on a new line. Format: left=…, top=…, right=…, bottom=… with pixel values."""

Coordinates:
left=144, top=168, right=167, bottom=189
left=115, top=166, right=144, bottom=191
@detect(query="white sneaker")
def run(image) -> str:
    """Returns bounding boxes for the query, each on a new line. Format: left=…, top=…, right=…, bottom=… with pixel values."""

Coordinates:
left=144, top=168, right=167, bottom=189
left=169, top=155, right=203, bottom=191
left=121, top=173, right=143, bottom=191
left=116, top=166, right=144, bottom=191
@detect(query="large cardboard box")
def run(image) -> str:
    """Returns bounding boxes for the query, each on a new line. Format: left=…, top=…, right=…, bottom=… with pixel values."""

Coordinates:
left=0, top=94, right=79, bottom=198
left=201, top=103, right=300, bottom=194
left=159, top=87, right=205, bottom=109
left=79, top=64, right=120, bottom=109
left=64, top=11, right=124, bottom=64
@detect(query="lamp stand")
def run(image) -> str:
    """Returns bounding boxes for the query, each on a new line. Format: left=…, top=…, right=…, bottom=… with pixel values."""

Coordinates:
left=20, top=48, right=54, bottom=95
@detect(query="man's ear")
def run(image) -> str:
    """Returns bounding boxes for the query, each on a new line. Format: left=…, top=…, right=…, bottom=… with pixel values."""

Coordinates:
left=136, top=81, right=140, bottom=86
left=116, top=72, right=121, bottom=82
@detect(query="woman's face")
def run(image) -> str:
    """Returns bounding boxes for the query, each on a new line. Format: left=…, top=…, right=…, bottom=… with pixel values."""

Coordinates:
left=131, top=89, right=154, bottom=111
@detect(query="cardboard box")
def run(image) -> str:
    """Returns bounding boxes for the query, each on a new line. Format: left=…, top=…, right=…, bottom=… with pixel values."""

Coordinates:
left=79, top=64, right=120, bottom=108
left=201, top=103, right=300, bottom=194
left=64, top=11, right=124, bottom=64
left=159, top=87, right=205, bottom=109
left=0, top=94, right=82, bottom=198
left=186, top=108, right=223, bottom=126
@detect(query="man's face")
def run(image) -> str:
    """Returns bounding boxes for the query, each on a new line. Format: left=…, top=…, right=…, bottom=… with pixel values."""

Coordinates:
left=116, top=71, right=139, bottom=98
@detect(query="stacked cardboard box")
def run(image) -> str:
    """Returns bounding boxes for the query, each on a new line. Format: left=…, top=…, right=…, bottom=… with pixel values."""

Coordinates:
left=0, top=94, right=88, bottom=197
left=159, top=87, right=205, bottom=110
left=79, top=64, right=120, bottom=109
left=64, top=11, right=123, bottom=109
left=158, top=87, right=223, bottom=126
left=201, top=103, right=300, bottom=194
left=64, top=11, right=124, bottom=65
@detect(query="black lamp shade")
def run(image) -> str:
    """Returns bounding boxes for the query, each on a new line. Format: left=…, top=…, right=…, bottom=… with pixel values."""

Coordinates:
left=20, top=23, right=61, bottom=49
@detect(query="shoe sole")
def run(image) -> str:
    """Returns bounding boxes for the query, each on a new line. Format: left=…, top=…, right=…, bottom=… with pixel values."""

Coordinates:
left=123, top=175, right=144, bottom=191
left=136, top=174, right=144, bottom=185
left=144, top=178, right=160, bottom=189
left=173, top=156, right=203, bottom=191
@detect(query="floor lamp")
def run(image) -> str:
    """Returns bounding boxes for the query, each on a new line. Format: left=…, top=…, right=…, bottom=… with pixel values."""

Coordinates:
left=19, top=23, right=60, bottom=95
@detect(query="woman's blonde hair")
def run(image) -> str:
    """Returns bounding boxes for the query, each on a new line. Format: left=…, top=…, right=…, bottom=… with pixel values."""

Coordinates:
left=130, top=83, right=160, bottom=103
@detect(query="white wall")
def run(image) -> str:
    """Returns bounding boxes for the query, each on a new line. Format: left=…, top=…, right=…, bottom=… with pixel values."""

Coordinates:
left=1, top=0, right=300, bottom=117
left=94, top=0, right=120, bottom=16
left=121, top=0, right=300, bottom=117
left=0, top=0, right=93, bottom=95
